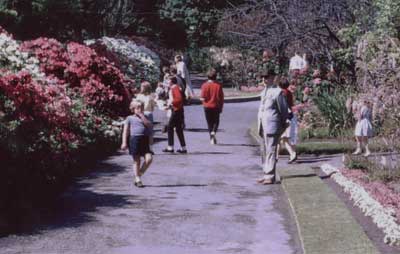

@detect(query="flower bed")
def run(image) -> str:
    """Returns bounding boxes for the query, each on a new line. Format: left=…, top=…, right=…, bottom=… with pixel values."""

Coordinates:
left=0, top=26, right=135, bottom=234
left=321, top=164, right=400, bottom=245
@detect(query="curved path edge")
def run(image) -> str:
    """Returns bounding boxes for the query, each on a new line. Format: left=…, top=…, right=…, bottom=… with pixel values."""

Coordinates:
left=249, top=124, right=380, bottom=254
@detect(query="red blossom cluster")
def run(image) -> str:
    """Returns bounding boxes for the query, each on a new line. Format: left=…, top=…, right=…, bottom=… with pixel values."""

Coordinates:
left=21, top=38, right=69, bottom=80
left=0, top=71, right=71, bottom=127
left=66, top=42, right=132, bottom=116
left=21, top=39, right=133, bottom=117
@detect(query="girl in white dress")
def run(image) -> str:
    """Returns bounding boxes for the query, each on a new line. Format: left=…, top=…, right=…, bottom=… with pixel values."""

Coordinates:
left=353, top=100, right=373, bottom=156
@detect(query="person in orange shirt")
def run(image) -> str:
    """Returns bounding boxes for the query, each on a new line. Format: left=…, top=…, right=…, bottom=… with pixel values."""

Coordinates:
left=200, top=68, right=224, bottom=145
left=162, top=76, right=187, bottom=154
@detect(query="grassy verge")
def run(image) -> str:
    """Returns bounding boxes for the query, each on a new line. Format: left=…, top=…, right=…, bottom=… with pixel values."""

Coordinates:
left=250, top=123, right=389, bottom=155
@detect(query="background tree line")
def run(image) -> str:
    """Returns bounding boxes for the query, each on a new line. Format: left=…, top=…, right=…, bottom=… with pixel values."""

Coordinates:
left=0, top=0, right=244, bottom=48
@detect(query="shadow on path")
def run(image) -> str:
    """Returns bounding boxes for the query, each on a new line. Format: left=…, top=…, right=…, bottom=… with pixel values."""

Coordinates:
left=294, top=158, right=331, bottom=164
left=15, top=160, right=134, bottom=236
left=185, top=128, right=225, bottom=133
left=157, top=152, right=232, bottom=156
left=144, top=184, right=208, bottom=188
left=218, top=143, right=258, bottom=147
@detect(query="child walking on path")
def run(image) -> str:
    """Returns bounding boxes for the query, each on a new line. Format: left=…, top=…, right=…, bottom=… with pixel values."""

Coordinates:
left=353, top=100, right=373, bottom=157
left=121, top=100, right=153, bottom=188
left=200, top=68, right=224, bottom=145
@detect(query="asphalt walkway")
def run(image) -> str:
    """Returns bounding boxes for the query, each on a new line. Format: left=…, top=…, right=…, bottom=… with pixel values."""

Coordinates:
left=0, top=101, right=302, bottom=254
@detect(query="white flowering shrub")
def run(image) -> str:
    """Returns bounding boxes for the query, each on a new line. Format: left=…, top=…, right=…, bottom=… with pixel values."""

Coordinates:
left=86, top=37, right=161, bottom=85
left=0, top=33, right=43, bottom=78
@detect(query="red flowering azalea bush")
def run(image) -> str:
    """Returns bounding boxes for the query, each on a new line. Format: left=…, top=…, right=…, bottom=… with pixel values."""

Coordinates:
left=20, top=38, right=69, bottom=80
left=0, top=28, right=130, bottom=232
left=21, top=39, right=133, bottom=117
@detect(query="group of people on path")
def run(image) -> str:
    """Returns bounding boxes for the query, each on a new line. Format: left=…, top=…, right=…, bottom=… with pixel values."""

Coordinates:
left=120, top=55, right=224, bottom=187
left=120, top=51, right=374, bottom=188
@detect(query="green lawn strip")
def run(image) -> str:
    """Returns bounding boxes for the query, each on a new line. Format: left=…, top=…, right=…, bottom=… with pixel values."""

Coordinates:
left=282, top=174, right=379, bottom=254
left=250, top=123, right=388, bottom=155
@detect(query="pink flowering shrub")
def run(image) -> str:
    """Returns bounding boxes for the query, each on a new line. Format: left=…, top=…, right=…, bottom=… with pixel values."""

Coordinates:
left=66, top=42, right=132, bottom=116
left=0, top=27, right=129, bottom=231
left=20, top=38, right=69, bottom=80
left=21, top=39, right=133, bottom=117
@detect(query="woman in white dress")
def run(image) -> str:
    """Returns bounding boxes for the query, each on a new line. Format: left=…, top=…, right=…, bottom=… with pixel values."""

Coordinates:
left=353, top=100, right=373, bottom=157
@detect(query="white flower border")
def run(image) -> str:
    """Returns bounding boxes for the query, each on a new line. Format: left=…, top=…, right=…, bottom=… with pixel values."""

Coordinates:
left=321, top=163, right=400, bottom=245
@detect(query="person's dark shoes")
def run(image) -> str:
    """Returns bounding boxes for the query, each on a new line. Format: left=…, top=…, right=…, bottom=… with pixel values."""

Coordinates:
left=162, top=148, right=174, bottom=153
left=162, top=125, right=168, bottom=133
left=176, top=149, right=187, bottom=154
left=210, top=134, right=217, bottom=145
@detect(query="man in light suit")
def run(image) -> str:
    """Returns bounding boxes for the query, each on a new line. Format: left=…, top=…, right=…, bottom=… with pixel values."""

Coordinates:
left=257, top=70, right=290, bottom=184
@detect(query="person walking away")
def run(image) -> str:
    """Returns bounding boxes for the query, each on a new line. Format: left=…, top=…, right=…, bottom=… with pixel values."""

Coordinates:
left=136, top=81, right=157, bottom=152
left=257, top=70, right=290, bottom=184
left=121, top=100, right=153, bottom=188
left=353, top=100, right=373, bottom=157
left=200, top=68, right=224, bottom=145
left=175, top=55, right=194, bottom=99
left=162, top=76, right=187, bottom=154
left=278, top=77, right=297, bottom=163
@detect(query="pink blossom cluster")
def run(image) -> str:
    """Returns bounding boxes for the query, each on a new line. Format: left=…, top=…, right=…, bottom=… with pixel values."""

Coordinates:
left=21, top=38, right=69, bottom=80
left=0, top=71, right=81, bottom=150
left=21, top=39, right=133, bottom=117
left=0, top=27, right=128, bottom=160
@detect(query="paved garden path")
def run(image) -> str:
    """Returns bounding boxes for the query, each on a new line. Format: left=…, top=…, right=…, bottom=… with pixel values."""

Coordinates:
left=0, top=101, right=302, bottom=254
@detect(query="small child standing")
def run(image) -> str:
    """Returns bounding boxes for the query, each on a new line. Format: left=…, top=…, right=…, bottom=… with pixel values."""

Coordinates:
left=353, top=100, right=373, bottom=157
left=121, top=100, right=153, bottom=187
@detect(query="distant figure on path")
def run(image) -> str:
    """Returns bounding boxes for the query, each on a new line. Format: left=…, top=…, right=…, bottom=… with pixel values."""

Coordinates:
left=200, top=68, right=224, bottom=145
left=121, top=100, right=153, bottom=188
left=353, top=100, right=373, bottom=157
left=162, top=76, right=187, bottom=154
left=175, top=55, right=194, bottom=99
left=257, top=70, right=290, bottom=184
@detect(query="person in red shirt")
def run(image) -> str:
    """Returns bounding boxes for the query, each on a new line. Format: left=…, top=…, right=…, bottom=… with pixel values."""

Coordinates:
left=200, top=68, right=224, bottom=145
left=162, top=76, right=187, bottom=153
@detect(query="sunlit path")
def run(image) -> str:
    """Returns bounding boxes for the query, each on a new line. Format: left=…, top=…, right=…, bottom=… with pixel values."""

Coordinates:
left=0, top=101, right=301, bottom=254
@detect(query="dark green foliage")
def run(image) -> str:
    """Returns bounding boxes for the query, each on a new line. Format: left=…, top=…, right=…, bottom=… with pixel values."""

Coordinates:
left=312, top=88, right=354, bottom=137
left=0, top=0, right=237, bottom=48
